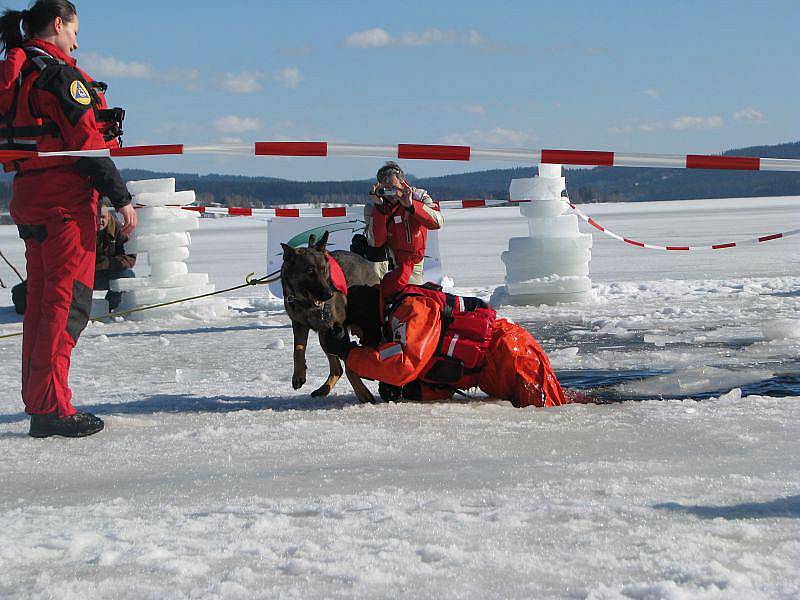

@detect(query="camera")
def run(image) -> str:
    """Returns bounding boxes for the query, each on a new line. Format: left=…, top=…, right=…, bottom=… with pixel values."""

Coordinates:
left=374, top=186, right=399, bottom=198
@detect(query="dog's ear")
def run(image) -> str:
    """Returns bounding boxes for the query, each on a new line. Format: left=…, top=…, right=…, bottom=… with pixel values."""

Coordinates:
left=307, top=234, right=317, bottom=248
left=315, top=230, right=330, bottom=251
left=281, top=243, right=296, bottom=260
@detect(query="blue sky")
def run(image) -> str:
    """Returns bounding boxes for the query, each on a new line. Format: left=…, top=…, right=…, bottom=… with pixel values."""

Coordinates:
left=34, top=0, right=800, bottom=180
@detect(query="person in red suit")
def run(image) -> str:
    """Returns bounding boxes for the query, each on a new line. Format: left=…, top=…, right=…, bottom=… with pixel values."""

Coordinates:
left=329, top=263, right=594, bottom=407
left=0, top=0, right=136, bottom=437
left=364, top=162, right=444, bottom=284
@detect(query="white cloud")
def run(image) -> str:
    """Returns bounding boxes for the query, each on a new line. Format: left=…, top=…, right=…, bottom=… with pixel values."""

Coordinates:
left=733, top=107, right=765, bottom=123
left=464, top=29, right=486, bottom=47
left=642, top=88, right=660, bottom=99
left=343, top=28, right=392, bottom=48
left=275, top=67, right=303, bottom=89
left=220, top=71, right=262, bottom=94
left=609, top=115, right=724, bottom=134
left=214, top=115, right=263, bottom=134
left=540, top=44, right=609, bottom=57
left=397, top=28, right=456, bottom=47
left=81, top=52, right=199, bottom=90
left=81, top=53, right=152, bottom=78
left=441, top=127, right=534, bottom=147
left=670, top=115, right=723, bottom=130
left=157, top=68, right=200, bottom=87
left=461, top=105, right=486, bottom=114
left=279, top=45, right=315, bottom=57
left=343, top=27, right=501, bottom=50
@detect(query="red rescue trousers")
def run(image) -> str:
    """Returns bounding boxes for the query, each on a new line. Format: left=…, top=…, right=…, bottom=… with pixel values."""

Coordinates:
left=21, top=212, right=96, bottom=417
left=478, top=319, right=568, bottom=407
left=414, top=319, right=569, bottom=407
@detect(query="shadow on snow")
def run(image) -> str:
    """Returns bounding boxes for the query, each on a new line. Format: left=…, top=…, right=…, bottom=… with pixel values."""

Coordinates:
left=100, top=322, right=290, bottom=339
left=655, top=495, right=800, bottom=519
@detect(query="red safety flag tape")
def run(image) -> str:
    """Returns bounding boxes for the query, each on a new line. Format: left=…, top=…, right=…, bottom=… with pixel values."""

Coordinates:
left=397, top=144, right=471, bottom=161
left=14, top=141, right=800, bottom=173
left=686, top=154, right=760, bottom=171
left=566, top=202, right=800, bottom=251
left=321, top=207, right=347, bottom=217
left=112, top=144, right=184, bottom=157
left=163, top=200, right=800, bottom=253
left=542, top=149, right=615, bottom=166
left=255, top=142, right=327, bottom=156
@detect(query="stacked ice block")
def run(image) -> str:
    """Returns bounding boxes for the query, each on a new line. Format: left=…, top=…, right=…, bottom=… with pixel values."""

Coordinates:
left=495, top=164, right=593, bottom=305
left=110, top=178, right=227, bottom=320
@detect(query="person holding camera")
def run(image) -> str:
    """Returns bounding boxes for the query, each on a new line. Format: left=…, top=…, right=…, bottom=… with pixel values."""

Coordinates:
left=362, top=161, right=444, bottom=285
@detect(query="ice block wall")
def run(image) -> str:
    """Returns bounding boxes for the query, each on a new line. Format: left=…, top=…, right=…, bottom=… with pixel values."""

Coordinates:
left=110, top=178, right=228, bottom=320
left=494, top=164, right=593, bottom=305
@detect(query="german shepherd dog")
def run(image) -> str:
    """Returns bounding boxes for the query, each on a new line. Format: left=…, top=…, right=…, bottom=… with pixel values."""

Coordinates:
left=280, top=231, right=380, bottom=403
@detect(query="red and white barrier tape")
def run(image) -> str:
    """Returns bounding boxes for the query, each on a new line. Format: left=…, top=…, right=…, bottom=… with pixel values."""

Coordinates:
left=567, top=202, right=800, bottom=251
left=5, top=142, right=800, bottom=172
left=176, top=198, right=512, bottom=217
left=174, top=200, right=798, bottom=252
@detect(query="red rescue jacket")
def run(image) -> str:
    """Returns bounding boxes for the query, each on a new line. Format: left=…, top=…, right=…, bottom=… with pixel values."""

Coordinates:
left=2, top=40, right=129, bottom=224
left=369, top=187, right=443, bottom=265
left=347, top=263, right=496, bottom=390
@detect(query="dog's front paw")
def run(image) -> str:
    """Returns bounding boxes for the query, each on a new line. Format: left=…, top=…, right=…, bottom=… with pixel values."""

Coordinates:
left=355, top=388, right=376, bottom=404
left=310, top=383, right=331, bottom=397
left=292, top=373, right=306, bottom=389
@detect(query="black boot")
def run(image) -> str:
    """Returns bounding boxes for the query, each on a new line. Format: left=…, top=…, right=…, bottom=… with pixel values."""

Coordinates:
left=378, top=382, right=402, bottom=402
left=401, top=381, right=423, bottom=401
left=29, top=411, right=105, bottom=438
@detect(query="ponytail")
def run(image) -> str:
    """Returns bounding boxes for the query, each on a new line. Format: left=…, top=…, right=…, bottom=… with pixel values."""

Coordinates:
left=0, top=1, right=77, bottom=54
left=0, top=10, right=25, bottom=52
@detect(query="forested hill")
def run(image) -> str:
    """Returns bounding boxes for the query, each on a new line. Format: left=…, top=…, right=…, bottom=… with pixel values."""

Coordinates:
left=1, top=141, right=799, bottom=211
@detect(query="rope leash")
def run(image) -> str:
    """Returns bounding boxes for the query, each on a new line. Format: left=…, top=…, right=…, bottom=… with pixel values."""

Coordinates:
left=1, top=250, right=25, bottom=288
left=0, top=270, right=281, bottom=341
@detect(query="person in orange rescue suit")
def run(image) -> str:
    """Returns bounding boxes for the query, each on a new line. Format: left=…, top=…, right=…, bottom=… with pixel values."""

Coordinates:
left=363, top=161, right=444, bottom=284
left=328, top=262, right=595, bottom=407
left=0, top=1, right=137, bottom=438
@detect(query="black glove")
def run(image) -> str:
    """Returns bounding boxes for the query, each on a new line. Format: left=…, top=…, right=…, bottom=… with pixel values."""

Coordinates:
left=401, top=381, right=422, bottom=401
left=365, top=243, right=389, bottom=263
left=378, top=381, right=402, bottom=402
left=326, top=332, right=355, bottom=360
left=350, top=234, right=368, bottom=257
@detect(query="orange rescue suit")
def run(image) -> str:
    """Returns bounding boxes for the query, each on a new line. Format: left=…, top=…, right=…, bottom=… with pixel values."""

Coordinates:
left=346, top=283, right=568, bottom=408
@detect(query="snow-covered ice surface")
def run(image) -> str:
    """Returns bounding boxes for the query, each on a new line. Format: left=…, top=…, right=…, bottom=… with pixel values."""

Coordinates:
left=1, top=196, right=799, bottom=598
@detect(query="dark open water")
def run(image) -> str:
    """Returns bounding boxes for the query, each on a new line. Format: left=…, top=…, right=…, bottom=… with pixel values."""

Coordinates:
left=518, top=318, right=800, bottom=401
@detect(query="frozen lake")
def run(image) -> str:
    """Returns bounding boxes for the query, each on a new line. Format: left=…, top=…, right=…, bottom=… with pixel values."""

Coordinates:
left=0, top=195, right=798, bottom=598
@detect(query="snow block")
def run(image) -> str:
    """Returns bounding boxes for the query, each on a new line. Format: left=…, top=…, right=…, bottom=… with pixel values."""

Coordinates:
left=134, top=190, right=197, bottom=207
left=499, top=164, right=593, bottom=306
left=127, top=178, right=175, bottom=195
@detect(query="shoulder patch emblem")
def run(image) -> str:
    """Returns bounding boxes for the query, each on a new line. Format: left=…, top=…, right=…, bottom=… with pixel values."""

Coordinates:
left=69, top=80, right=92, bottom=105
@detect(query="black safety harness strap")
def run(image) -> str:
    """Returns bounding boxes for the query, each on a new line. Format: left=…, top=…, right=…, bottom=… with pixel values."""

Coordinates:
left=0, top=47, right=65, bottom=156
